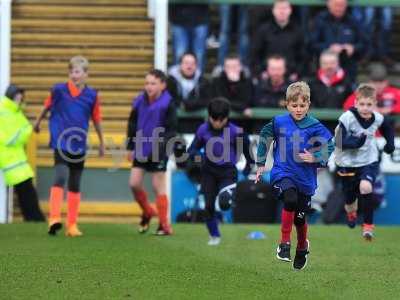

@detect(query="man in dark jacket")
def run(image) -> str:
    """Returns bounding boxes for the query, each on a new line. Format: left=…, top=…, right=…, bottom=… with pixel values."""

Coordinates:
left=252, top=55, right=292, bottom=110
left=212, top=54, right=253, bottom=116
left=308, top=50, right=353, bottom=108
left=251, top=0, right=305, bottom=79
left=310, top=0, right=366, bottom=82
left=168, top=52, right=212, bottom=112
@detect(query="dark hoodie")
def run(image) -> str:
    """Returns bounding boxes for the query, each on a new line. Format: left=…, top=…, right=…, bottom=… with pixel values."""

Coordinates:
left=251, top=18, right=306, bottom=76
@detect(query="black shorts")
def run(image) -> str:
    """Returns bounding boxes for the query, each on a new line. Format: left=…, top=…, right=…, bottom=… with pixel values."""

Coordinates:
left=54, top=150, right=85, bottom=170
left=132, top=158, right=168, bottom=172
left=337, top=162, right=380, bottom=184
left=272, top=177, right=312, bottom=212
left=337, top=162, right=380, bottom=203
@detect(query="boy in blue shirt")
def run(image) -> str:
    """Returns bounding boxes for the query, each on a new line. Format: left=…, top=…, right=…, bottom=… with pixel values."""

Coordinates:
left=256, top=81, right=334, bottom=270
left=34, top=55, right=105, bottom=237
left=188, top=97, right=254, bottom=246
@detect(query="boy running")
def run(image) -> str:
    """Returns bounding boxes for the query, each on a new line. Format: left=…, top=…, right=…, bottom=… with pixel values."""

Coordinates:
left=256, top=81, right=334, bottom=270
left=334, top=83, right=395, bottom=241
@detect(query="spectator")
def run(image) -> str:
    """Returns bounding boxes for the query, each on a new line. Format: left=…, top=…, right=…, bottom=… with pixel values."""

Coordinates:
left=308, top=50, right=353, bottom=108
left=169, top=4, right=209, bottom=72
left=343, top=63, right=400, bottom=115
left=212, top=54, right=253, bottom=115
left=251, top=55, right=292, bottom=110
left=251, top=0, right=305, bottom=80
left=215, top=5, right=249, bottom=72
left=310, top=0, right=366, bottom=82
left=168, top=52, right=212, bottom=112
left=352, top=6, right=393, bottom=64
left=0, top=84, right=45, bottom=222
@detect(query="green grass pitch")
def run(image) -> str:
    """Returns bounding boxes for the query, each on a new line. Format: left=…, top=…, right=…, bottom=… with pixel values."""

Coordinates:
left=0, top=223, right=399, bottom=299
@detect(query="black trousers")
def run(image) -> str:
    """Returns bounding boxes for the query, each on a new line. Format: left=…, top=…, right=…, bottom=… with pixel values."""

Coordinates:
left=201, top=164, right=237, bottom=218
left=14, top=178, right=45, bottom=222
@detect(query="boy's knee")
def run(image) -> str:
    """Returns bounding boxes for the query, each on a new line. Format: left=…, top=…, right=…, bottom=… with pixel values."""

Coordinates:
left=283, top=188, right=297, bottom=211
left=53, top=164, right=68, bottom=187
left=359, top=180, right=373, bottom=194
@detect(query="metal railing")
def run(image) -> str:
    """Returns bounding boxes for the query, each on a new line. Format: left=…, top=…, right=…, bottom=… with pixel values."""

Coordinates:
left=177, top=108, right=400, bottom=122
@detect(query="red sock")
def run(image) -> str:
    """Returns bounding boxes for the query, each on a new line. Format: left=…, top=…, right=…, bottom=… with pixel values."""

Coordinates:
left=133, top=189, right=155, bottom=217
left=67, top=191, right=80, bottom=227
left=281, top=209, right=294, bottom=244
left=156, top=194, right=169, bottom=227
left=49, top=186, right=63, bottom=221
left=296, top=222, right=308, bottom=250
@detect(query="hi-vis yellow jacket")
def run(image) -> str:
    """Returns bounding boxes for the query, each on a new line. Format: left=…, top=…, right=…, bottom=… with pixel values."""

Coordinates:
left=0, top=96, right=34, bottom=186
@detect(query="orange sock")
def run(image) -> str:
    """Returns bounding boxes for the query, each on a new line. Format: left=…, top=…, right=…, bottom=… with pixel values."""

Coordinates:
left=134, top=189, right=156, bottom=217
left=49, top=186, right=64, bottom=221
left=156, top=194, right=169, bottom=226
left=67, top=191, right=81, bottom=227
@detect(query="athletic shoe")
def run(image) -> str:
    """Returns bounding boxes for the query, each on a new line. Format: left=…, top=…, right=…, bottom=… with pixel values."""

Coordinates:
left=48, top=219, right=62, bottom=236
left=138, top=214, right=152, bottom=234
left=362, top=224, right=374, bottom=241
left=276, top=242, right=291, bottom=262
left=65, top=224, right=83, bottom=237
left=155, top=224, right=173, bottom=236
left=293, top=240, right=310, bottom=270
left=207, top=236, right=221, bottom=246
left=346, top=211, right=357, bottom=229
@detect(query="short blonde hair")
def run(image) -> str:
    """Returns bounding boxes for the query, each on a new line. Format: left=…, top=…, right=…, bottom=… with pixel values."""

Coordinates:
left=69, top=55, right=89, bottom=72
left=286, top=81, right=310, bottom=103
left=356, top=83, right=376, bottom=101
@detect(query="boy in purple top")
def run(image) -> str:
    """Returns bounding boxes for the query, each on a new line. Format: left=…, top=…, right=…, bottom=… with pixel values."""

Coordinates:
left=126, top=69, right=177, bottom=236
left=34, top=55, right=105, bottom=237
left=188, top=97, right=254, bottom=245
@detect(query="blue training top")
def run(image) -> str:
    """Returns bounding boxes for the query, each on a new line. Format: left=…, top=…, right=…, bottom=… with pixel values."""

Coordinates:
left=257, top=113, right=334, bottom=195
left=48, top=82, right=98, bottom=154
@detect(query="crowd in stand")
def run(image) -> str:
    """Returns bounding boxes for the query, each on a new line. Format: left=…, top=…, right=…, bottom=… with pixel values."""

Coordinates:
left=168, top=0, right=400, bottom=117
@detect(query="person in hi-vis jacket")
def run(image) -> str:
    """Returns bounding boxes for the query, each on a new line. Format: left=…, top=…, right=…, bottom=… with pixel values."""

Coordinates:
left=0, top=84, right=44, bottom=221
